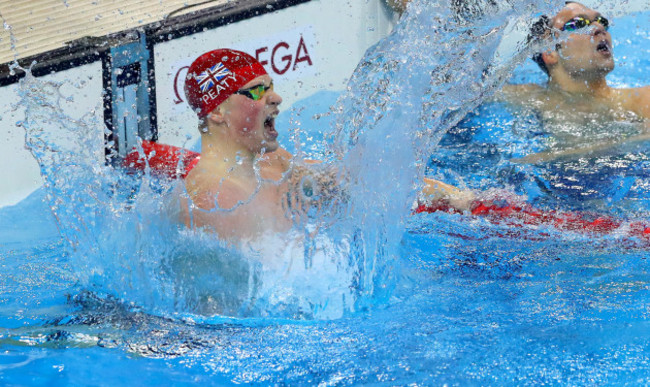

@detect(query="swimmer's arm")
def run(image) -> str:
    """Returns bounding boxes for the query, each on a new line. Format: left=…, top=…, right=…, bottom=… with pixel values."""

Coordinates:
left=290, top=161, right=338, bottom=199
left=266, top=147, right=321, bottom=168
left=290, top=162, right=476, bottom=213
left=512, top=131, right=650, bottom=164
left=289, top=157, right=475, bottom=211
left=265, top=147, right=293, bottom=168
left=422, top=177, right=475, bottom=211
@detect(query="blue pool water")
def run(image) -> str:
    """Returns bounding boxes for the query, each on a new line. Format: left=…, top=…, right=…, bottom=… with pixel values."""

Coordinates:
left=3, top=190, right=650, bottom=384
left=2, top=1, right=650, bottom=385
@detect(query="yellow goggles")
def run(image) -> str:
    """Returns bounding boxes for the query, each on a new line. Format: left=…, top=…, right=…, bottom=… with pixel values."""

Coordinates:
left=235, top=83, right=273, bottom=101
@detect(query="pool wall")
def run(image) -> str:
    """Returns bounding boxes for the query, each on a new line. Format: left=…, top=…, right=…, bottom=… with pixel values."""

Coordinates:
left=0, top=0, right=396, bottom=207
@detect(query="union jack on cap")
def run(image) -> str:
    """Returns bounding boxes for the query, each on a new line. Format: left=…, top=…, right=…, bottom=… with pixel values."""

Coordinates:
left=197, top=63, right=232, bottom=93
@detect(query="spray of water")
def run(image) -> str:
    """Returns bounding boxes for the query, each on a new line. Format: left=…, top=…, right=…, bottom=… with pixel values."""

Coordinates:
left=327, top=0, right=564, bottom=307
left=17, top=0, right=565, bottom=320
left=0, top=11, right=19, bottom=64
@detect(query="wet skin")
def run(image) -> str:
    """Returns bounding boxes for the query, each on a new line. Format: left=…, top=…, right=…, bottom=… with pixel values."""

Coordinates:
left=181, top=75, right=297, bottom=243
left=549, top=3, right=614, bottom=82
left=501, top=2, right=650, bottom=162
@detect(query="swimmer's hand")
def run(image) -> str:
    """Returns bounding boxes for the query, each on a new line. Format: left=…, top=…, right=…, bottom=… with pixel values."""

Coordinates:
left=291, top=162, right=340, bottom=199
left=422, top=177, right=475, bottom=212
left=285, top=161, right=346, bottom=224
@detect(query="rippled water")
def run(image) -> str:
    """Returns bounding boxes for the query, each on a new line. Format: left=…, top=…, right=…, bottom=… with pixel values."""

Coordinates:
left=2, top=0, right=650, bottom=384
left=3, top=199, right=650, bottom=384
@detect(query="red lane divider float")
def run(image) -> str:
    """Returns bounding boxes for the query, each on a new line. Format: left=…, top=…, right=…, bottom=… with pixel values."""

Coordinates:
left=414, top=199, right=650, bottom=240
left=123, top=140, right=200, bottom=179
left=124, top=140, right=650, bottom=241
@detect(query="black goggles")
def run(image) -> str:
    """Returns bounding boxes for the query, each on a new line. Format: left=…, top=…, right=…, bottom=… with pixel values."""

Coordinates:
left=561, top=16, right=609, bottom=32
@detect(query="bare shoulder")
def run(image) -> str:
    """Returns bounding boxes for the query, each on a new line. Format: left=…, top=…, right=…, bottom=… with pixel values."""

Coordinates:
left=259, top=147, right=293, bottom=180
left=620, top=85, right=650, bottom=100
left=619, top=86, right=650, bottom=120
left=184, top=166, right=243, bottom=211
left=501, top=83, right=544, bottom=97
left=496, top=83, right=546, bottom=106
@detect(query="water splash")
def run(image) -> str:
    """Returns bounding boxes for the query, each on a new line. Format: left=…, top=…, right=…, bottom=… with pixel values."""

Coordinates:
left=326, top=0, right=563, bottom=307
left=1, top=11, right=19, bottom=63
left=18, top=67, right=356, bottom=319
left=17, top=0, right=565, bottom=320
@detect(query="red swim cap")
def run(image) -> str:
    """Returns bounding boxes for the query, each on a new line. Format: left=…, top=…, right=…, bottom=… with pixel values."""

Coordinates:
left=184, top=49, right=268, bottom=117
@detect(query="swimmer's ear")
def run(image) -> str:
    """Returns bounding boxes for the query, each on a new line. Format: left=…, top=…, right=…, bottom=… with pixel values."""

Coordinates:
left=207, top=108, right=226, bottom=125
left=541, top=50, right=559, bottom=67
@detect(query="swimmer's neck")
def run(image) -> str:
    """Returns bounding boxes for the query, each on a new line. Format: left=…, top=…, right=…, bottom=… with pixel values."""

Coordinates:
left=200, top=132, right=258, bottom=174
left=547, top=71, right=612, bottom=98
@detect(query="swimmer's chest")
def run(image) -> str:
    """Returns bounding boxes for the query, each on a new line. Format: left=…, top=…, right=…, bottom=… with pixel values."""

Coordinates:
left=213, top=180, right=293, bottom=238
left=536, top=97, right=644, bottom=149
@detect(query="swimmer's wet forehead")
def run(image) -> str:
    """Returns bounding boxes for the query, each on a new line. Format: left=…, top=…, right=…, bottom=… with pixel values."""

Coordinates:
left=552, top=3, right=603, bottom=29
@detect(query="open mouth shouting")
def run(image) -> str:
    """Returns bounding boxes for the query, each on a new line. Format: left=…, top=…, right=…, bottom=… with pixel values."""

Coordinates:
left=596, top=39, right=612, bottom=56
left=264, top=112, right=279, bottom=140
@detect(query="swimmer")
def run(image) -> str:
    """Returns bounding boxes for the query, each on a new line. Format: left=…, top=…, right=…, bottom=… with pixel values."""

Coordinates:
left=507, top=2, right=649, bottom=119
left=503, top=2, right=650, bottom=162
left=394, top=0, right=649, bottom=126
left=179, top=49, right=457, bottom=243
left=398, top=1, right=650, bottom=210
left=179, top=49, right=304, bottom=243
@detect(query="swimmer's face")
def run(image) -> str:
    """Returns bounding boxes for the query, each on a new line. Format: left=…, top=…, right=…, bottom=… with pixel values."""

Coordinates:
left=551, top=2, right=614, bottom=78
left=219, top=75, right=282, bottom=154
